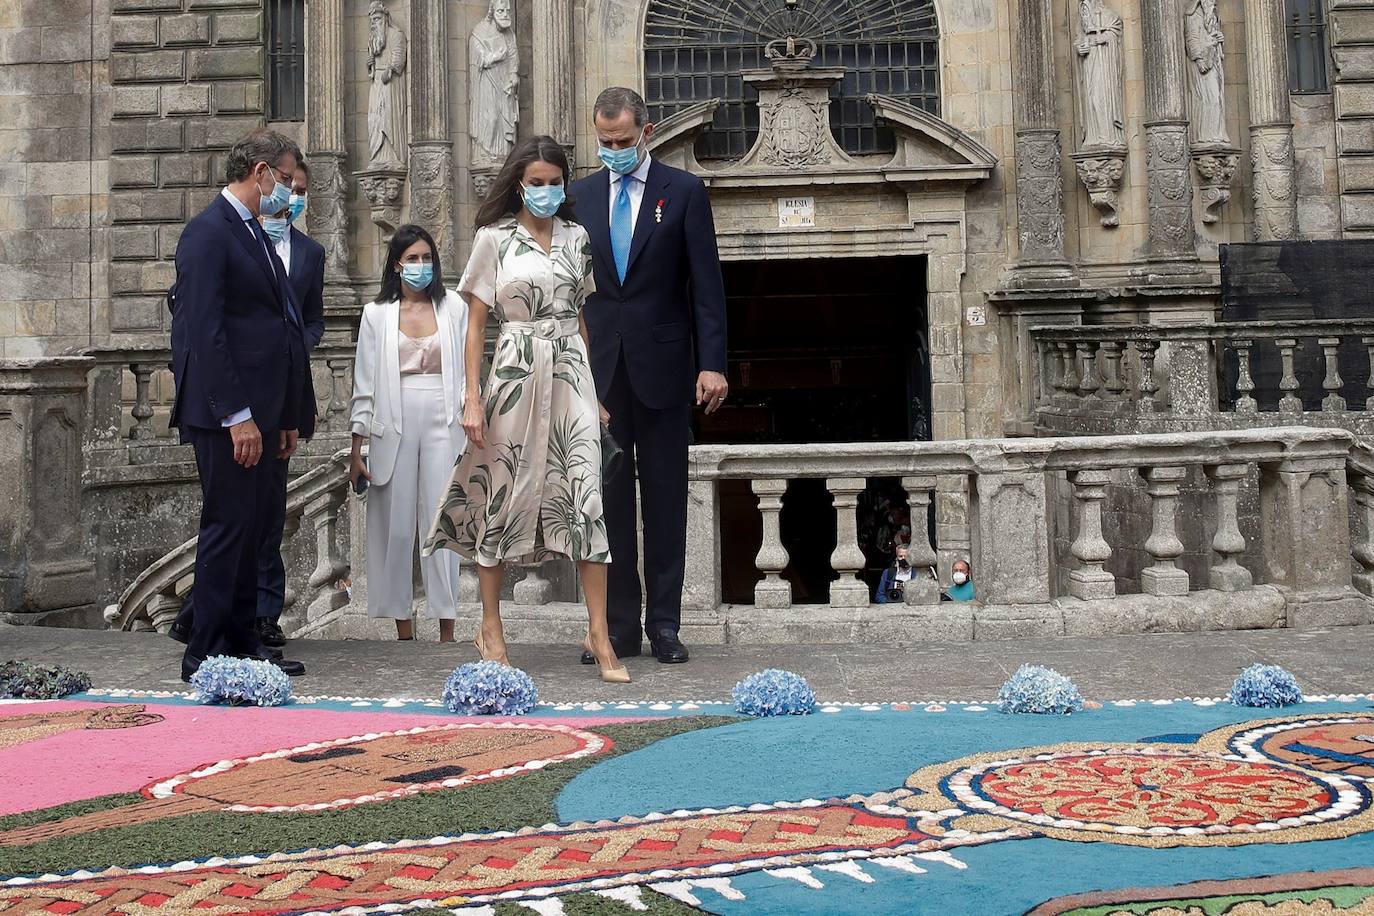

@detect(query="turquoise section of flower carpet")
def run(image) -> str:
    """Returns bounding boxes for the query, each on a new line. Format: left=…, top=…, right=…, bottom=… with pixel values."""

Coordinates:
left=556, top=700, right=1374, bottom=915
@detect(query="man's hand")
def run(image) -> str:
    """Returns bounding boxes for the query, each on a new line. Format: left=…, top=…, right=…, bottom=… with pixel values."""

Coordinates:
left=278, top=429, right=299, bottom=461
left=230, top=418, right=263, bottom=468
left=598, top=402, right=611, bottom=427
left=696, top=371, right=729, bottom=415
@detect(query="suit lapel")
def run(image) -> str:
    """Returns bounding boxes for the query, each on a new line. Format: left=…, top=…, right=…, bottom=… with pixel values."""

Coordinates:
left=289, top=227, right=305, bottom=290
left=220, top=196, right=283, bottom=306
left=625, top=162, right=669, bottom=280
left=581, top=170, right=618, bottom=289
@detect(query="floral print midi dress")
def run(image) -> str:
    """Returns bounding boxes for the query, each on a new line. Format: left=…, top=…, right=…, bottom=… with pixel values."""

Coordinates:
left=423, top=216, right=611, bottom=568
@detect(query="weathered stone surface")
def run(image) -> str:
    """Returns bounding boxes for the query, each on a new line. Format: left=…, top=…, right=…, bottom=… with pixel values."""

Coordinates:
left=185, top=46, right=260, bottom=80
left=212, top=11, right=260, bottom=43
left=159, top=13, right=210, bottom=45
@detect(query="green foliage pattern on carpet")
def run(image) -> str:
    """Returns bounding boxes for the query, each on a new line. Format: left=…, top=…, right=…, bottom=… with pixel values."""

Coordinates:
left=1060, top=884, right=1374, bottom=915
left=0, top=716, right=737, bottom=878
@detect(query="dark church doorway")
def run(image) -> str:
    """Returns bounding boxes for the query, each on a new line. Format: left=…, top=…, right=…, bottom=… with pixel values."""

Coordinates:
left=693, top=256, right=932, bottom=605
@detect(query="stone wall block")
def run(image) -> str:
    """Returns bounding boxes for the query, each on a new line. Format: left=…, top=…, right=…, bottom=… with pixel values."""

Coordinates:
left=110, top=15, right=158, bottom=48
left=110, top=48, right=184, bottom=82
left=111, top=0, right=180, bottom=10
left=111, top=295, right=163, bottom=330
left=40, top=26, right=95, bottom=63
left=1340, top=193, right=1374, bottom=228
left=183, top=114, right=261, bottom=149
left=109, top=260, right=146, bottom=295
left=1334, top=47, right=1374, bottom=81
left=212, top=80, right=263, bottom=114
left=159, top=13, right=211, bottom=46
left=1331, top=9, right=1374, bottom=44
left=186, top=46, right=261, bottom=80
left=110, top=119, right=183, bottom=152
left=109, top=154, right=158, bottom=189
left=161, top=83, right=211, bottom=116
left=213, top=11, right=261, bottom=44
left=184, top=0, right=263, bottom=8
left=157, top=223, right=183, bottom=259
left=110, top=225, right=158, bottom=260
left=157, top=152, right=211, bottom=186
left=1336, top=85, right=1374, bottom=120
left=111, top=84, right=160, bottom=118
left=110, top=188, right=185, bottom=223
left=1340, top=158, right=1374, bottom=192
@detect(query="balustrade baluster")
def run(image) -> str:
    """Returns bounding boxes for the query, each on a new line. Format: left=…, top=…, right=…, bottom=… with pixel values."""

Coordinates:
left=1231, top=339, right=1257, bottom=413
left=306, top=490, right=348, bottom=591
left=1133, top=340, right=1160, bottom=413
left=1100, top=340, right=1127, bottom=401
left=1067, top=469, right=1116, bottom=599
left=1275, top=338, right=1302, bottom=414
left=1350, top=473, right=1374, bottom=597
left=129, top=363, right=156, bottom=440
left=1140, top=466, right=1190, bottom=595
left=327, top=358, right=350, bottom=429
left=1364, top=336, right=1374, bottom=412
left=752, top=478, right=792, bottom=608
left=1058, top=341, right=1080, bottom=405
left=827, top=477, right=870, bottom=607
left=514, top=563, right=554, bottom=605
left=1319, top=336, right=1347, bottom=412
left=900, top=475, right=940, bottom=605
left=1077, top=341, right=1102, bottom=401
left=1205, top=463, right=1253, bottom=591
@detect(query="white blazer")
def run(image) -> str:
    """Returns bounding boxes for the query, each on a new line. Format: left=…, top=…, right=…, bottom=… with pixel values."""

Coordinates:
left=350, top=289, right=469, bottom=487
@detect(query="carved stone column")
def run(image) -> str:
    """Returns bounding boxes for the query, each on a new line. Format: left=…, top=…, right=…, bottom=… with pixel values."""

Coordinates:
left=1244, top=0, right=1299, bottom=240
left=1141, top=0, right=1197, bottom=262
left=305, top=0, right=357, bottom=317
left=0, top=358, right=98, bottom=626
left=532, top=0, right=576, bottom=156
left=1011, top=0, right=1070, bottom=274
left=409, top=0, right=455, bottom=269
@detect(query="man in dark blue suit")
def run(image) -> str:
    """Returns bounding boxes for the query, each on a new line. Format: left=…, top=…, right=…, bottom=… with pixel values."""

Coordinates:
left=251, top=157, right=326, bottom=648
left=170, top=128, right=313, bottom=681
left=571, top=87, right=729, bottom=665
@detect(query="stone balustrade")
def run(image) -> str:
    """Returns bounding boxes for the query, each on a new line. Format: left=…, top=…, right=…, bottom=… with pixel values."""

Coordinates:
left=207, top=426, right=1374, bottom=646
left=1030, top=320, right=1374, bottom=437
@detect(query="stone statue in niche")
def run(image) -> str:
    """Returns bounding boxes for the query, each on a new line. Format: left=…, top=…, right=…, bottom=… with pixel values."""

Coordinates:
left=366, top=0, right=408, bottom=167
left=469, top=0, right=519, bottom=166
left=1075, top=0, right=1125, bottom=150
left=1184, top=0, right=1229, bottom=145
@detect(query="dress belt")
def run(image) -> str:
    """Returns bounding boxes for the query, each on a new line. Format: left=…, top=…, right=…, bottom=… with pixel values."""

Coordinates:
left=501, top=318, right=580, bottom=341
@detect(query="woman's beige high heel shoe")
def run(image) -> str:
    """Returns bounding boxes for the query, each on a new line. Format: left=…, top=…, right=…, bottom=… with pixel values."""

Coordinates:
left=584, top=641, right=630, bottom=684
left=474, top=635, right=510, bottom=667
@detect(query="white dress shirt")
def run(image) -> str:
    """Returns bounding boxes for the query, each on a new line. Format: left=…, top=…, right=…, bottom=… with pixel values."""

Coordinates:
left=274, top=232, right=292, bottom=278
left=607, top=152, right=653, bottom=235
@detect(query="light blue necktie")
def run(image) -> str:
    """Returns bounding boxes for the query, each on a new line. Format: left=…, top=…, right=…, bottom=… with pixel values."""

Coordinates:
left=611, top=175, right=634, bottom=284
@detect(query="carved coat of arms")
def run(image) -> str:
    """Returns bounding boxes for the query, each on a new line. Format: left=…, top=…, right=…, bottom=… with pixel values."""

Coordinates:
left=761, top=88, right=831, bottom=169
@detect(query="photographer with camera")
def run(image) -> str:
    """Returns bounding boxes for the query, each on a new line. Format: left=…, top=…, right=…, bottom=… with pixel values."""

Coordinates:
left=876, top=543, right=921, bottom=604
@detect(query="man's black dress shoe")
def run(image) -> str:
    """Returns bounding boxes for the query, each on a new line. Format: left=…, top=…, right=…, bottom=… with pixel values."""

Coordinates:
left=240, top=648, right=306, bottom=677
left=650, top=630, right=689, bottom=664
left=180, top=653, right=203, bottom=683
left=579, top=638, right=641, bottom=665
left=169, top=621, right=190, bottom=645
left=256, top=618, right=287, bottom=648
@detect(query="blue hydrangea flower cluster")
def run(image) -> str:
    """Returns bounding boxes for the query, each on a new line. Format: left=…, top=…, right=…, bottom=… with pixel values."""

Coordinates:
left=731, top=669, right=817, bottom=717
left=1229, top=663, right=1303, bottom=707
left=442, top=661, right=538, bottom=716
left=190, top=655, right=292, bottom=707
left=997, top=664, right=1085, bottom=715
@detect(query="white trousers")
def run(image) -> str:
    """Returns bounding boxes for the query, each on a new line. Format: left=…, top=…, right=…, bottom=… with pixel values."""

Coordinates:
left=366, top=375, right=462, bottom=620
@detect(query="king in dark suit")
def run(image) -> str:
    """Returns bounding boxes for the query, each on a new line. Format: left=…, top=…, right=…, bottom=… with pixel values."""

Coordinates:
left=572, top=87, right=729, bottom=665
left=169, top=129, right=314, bottom=680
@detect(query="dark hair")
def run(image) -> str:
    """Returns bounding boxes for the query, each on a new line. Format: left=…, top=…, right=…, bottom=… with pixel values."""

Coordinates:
left=594, top=87, right=650, bottom=128
left=375, top=223, right=445, bottom=303
left=225, top=128, right=302, bottom=184
left=474, top=135, right=578, bottom=231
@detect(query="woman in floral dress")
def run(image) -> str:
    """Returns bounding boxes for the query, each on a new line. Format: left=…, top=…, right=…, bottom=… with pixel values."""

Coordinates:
left=424, top=135, right=628, bottom=683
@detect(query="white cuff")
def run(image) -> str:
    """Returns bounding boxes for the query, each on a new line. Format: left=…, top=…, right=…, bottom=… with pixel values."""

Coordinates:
left=221, top=407, right=253, bottom=427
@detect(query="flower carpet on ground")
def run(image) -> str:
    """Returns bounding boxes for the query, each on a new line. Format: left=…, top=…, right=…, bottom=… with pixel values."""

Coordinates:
left=1, top=689, right=1373, bottom=915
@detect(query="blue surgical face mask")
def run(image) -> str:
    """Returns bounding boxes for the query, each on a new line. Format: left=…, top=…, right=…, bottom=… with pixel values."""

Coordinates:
left=400, top=263, right=434, bottom=291
left=287, top=193, right=306, bottom=222
left=597, top=131, right=644, bottom=175
left=258, top=164, right=292, bottom=216
left=261, top=216, right=289, bottom=243
left=521, top=183, right=565, bottom=219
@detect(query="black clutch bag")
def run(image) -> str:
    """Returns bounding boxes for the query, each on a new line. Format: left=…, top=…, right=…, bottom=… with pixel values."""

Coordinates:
left=600, top=424, right=624, bottom=481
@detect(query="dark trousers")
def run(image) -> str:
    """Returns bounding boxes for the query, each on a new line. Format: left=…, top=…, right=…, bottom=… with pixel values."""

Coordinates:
left=255, top=454, right=290, bottom=619
left=182, top=426, right=277, bottom=663
left=601, top=359, right=690, bottom=645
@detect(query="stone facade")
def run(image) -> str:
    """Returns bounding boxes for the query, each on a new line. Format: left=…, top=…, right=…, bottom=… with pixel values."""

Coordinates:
left=3, top=0, right=1373, bottom=636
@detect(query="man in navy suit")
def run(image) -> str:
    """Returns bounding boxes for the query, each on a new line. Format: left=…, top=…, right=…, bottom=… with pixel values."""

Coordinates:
left=170, top=128, right=313, bottom=681
left=250, top=157, right=326, bottom=648
left=572, top=87, right=729, bottom=665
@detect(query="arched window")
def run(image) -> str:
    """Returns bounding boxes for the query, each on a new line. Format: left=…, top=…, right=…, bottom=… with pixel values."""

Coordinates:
left=644, top=0, right=940, bottom=160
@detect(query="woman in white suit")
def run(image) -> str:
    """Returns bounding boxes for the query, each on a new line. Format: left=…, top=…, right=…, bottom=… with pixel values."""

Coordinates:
left=349, top=224, right=468, bottom=640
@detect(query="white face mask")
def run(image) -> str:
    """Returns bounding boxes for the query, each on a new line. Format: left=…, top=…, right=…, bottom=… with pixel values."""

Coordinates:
left=952, top=572, right=969, bottom=585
